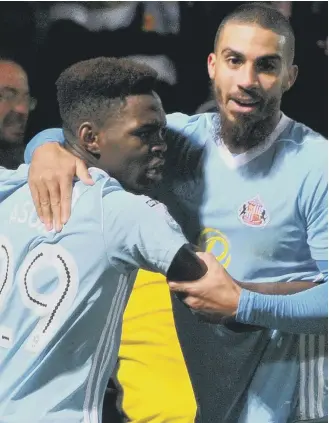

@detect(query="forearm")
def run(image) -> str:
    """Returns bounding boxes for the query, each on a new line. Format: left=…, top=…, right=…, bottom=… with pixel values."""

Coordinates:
left=220, top=281, right=317, bottom=333
left=236, top=282, right=328, bottom=334
left=238, top=281, right=318, bottom=295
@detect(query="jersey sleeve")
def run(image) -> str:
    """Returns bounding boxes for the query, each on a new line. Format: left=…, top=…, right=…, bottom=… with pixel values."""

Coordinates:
left=236, top=282, right=327, bottom=334
left=102, top=190, right=188, bottom=275
left=299, top=149, right=328, bottom=262
left=24, top=128, right=65, bottom=164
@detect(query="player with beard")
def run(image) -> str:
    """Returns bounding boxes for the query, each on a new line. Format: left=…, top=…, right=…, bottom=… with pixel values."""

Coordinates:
left=0, top=57, right=35, bottom=169
left=23, top=3, right=327, bottom=423
left=209, top=5, right=296, bottom=153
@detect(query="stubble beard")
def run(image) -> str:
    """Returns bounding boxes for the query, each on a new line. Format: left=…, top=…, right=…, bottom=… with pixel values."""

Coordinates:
left=212, top=84, right=279, bottom=153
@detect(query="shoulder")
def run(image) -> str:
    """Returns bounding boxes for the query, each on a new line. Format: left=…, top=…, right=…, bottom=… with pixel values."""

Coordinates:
left=278, top=119, right=327, bottom=212
left=166, top=112, right=216, bottom=147
left=278, top=118, right=327, bottom=162
left=277, top=117, right=327, bottom=177
left=0, top=164, right=29, bottom=181
left=164, top=113, right=216, bottom=175
left=103, top=187, right=169, bottom=216
left=101, top=179, right=162, bottom=218
left=0, top=164, right=29, bottom=202
left=102, top=189, right=181, bottom=234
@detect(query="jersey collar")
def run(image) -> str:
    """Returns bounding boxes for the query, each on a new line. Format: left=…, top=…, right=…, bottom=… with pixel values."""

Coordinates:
left=216, top=113, right=291, bottom=169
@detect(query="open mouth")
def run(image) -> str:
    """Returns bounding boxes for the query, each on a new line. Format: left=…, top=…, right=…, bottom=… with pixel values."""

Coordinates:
left=145, top=158, right=165, bottom=181
left=230, top=97, right=261, bottom=113
left=145, top=165, right=164, bottom=181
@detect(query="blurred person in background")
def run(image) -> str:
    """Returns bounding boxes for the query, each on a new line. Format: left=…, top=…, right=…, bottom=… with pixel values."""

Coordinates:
left=0, top=56, right=36, bottom=169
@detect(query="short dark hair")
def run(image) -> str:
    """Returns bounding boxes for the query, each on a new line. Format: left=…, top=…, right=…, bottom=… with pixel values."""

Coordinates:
left=0, top=50, right=25, bottom=70
left=56, top=57, right=158, bottom=135
left=214, top=2, right=295, bottom=65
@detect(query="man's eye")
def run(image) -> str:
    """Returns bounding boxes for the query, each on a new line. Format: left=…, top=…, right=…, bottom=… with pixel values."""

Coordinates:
left=138, top=131, right=150, bottom=139
left=227, top=57, right=243, bottom=67
left=136, top=131, right=152, bottom=144
left=258, top=62, right=277, bottom=73
left=0, top=91, right=14, bottom=102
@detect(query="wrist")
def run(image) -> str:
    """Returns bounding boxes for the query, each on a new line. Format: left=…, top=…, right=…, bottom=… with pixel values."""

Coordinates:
left=34, top=141, right=61, bottom=156
left=231, top=282, right=242, bottom=315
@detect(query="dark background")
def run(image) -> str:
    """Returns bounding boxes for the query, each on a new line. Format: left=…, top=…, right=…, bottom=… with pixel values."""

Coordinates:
left=0, top=1, right=327, bottom=140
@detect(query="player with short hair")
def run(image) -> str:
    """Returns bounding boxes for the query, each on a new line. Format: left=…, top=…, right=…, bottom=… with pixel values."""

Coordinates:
left=0, top=56, right=237, bottom=423
left=24, top=3, right=328, bottom=423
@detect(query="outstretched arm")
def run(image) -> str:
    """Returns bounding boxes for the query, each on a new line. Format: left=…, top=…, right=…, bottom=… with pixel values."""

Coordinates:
left=169, top=261, right=327, bottom=334
left=235, top=281, right=327, bottom=334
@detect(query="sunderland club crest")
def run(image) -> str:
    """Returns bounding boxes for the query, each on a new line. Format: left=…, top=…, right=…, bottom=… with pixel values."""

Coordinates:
left=238, top=196, right=269, bottom=227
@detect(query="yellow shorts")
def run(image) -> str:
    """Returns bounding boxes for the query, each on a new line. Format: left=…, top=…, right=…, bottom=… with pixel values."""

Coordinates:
left=116, top=269, right=197, bottom=422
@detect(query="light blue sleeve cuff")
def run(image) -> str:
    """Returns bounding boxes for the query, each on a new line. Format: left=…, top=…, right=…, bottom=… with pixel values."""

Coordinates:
left=236, top=283, right=328, bottom=334
left=24, top=128, right=65, bottom=164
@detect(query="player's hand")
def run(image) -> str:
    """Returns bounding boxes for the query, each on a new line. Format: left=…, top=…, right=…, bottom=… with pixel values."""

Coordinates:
left=28, top=142, right=94, bottom=232
left=168, top=252, right=241, bottom=318
left=169, top=253, right=263, bottom=331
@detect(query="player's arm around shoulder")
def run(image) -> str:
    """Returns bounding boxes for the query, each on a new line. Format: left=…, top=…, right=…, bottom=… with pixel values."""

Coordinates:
left=164, top=113, right=209, bottom=172
left=25, top=128, right=95, bottom=232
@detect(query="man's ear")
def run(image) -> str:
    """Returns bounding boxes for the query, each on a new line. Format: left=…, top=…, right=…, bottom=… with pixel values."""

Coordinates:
left=285, top=64, right=298, bottom=92
left=208, top=53, right=217, bottom=80
left=78, top=122, right=101, bottom=159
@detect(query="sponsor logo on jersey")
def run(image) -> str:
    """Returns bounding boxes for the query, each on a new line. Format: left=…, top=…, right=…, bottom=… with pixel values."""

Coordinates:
left=198, top=228, right=231, bottom=268
left=238, top=196, right=269, bottom=227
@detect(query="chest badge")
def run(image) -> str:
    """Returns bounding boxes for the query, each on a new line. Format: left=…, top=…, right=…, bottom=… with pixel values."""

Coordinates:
left=238, top=196, right=269, bottom=227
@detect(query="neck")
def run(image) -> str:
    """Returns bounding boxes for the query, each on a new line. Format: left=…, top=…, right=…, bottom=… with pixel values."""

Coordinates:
left=221, top=110, right=282, bottom=154
left=64, top=137, right=100, bottom=170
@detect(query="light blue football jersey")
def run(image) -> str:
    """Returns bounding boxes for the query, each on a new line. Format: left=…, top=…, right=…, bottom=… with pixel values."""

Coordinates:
left=25, top=112, right=328, bottom=423
left=0, top=165, right=186, bottom=423
left=160, top=112, right=328, bottom=423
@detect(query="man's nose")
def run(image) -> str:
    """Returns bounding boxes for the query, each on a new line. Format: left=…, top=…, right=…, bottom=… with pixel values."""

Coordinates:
left=151, top=141, right=167, bottom=154
left=237, top=63, right=258, bottom=89
left=13, top=101, right=29, bottom=115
